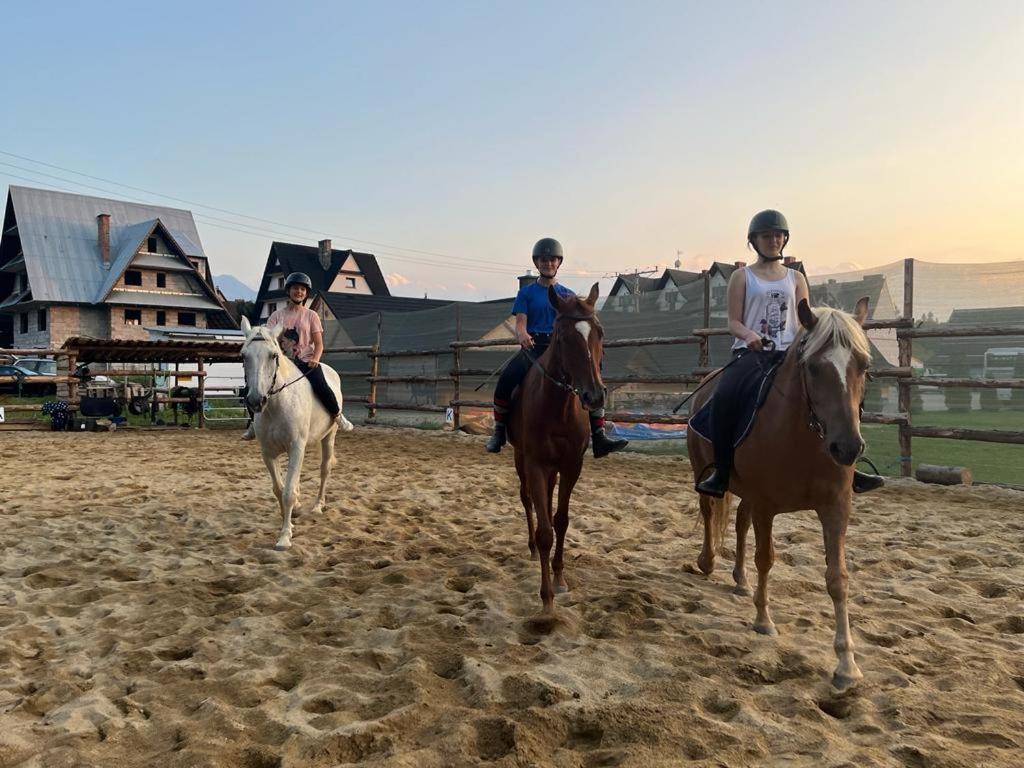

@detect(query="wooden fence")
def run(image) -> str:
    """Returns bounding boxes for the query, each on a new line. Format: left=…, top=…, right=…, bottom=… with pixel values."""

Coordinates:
left=4, top=259, right=1023, bottom=470
left=328, top=259, right=1024, bottom=478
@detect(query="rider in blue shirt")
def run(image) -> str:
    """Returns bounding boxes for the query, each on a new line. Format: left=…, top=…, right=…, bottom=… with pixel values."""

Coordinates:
left=485, top=237, right=628, bottom=458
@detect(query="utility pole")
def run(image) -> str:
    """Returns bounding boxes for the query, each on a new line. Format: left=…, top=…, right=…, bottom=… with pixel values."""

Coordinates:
left=605, top=266, right=659, bottom=312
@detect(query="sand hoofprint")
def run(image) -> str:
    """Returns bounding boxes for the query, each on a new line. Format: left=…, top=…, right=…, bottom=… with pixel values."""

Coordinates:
left=0, top=427, right=1022, bottom=767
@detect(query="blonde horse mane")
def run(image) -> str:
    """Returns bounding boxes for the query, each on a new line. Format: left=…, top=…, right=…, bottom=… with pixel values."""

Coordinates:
left=799, top=306, right=872, bottom=366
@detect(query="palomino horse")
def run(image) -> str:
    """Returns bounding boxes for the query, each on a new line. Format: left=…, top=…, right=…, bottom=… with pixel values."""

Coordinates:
left=239, top=317, right=354, bottom=549
left=508, top=283, right=606, bottom=615
left=688, top=298, right=872, bottom=690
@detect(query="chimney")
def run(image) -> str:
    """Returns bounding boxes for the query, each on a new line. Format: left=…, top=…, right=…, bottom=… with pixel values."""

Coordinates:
left=734, top=260, right=746, bottom=268
left=783, top=256, right=795, bottom=265
left=97, top=213, right=111, bottom=267
left=318, top=239, right=332, bottom=272
left=518, top=269, right=538, bottom=290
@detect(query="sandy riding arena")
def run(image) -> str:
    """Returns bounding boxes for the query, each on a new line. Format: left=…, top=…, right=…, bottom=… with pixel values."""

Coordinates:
left=1, top=428, right=1022, bottom=767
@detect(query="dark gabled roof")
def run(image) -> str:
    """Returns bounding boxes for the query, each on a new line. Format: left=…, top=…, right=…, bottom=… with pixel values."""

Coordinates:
left=319, top=292, right=452, bottom=320
left=608, top=274, right=661, bottom=296
left=811, top=273, right=894, bottom=319
left=946, top=306, right=1024, bottom=326
left=660, top=269, right=702, bottom=288
left=254, top=241, right=390, bottom=312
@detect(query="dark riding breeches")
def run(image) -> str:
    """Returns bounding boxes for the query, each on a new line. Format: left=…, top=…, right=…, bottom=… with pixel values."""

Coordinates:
left=294, top=358, right=340, bottom=418
left=494, top=341, right=550, bottom=406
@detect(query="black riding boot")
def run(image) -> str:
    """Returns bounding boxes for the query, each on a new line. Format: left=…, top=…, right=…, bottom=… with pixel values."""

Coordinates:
left=592, top=427, right=628, bottom=458
left=486, top=423, right=507, bottom=453
left=853, top=470, right=884, bottom=493
left=696, top=466, right=731, bottom=498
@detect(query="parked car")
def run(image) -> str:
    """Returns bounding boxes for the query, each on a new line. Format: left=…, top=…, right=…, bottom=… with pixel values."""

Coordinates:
left=0, top=364, right=57, bottom=395
left=14, top=357, right=57, bottom=375
left=15, top=357, right=114, bottom=385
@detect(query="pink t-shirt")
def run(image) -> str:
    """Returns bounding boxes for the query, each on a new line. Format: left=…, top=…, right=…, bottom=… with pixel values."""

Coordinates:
left=267, top=306, right=323, bottom=362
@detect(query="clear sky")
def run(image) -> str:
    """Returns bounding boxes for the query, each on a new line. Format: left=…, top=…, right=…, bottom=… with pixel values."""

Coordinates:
left=1, top=1, right=1020, bottom=300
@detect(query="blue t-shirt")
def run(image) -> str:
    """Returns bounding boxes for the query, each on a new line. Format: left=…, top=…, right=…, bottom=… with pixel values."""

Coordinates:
left=511, top=282, right=576, bottom=334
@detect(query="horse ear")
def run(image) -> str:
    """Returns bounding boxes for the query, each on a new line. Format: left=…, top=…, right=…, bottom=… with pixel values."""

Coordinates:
left=585, top=282, right=599, bottom=306
left=267, top=321, right=284, bottom=341
left=240, top=317, right=252, bottom=335
left=798, top=298, right=817, bottom=330
left=853, top=296, right=870, bottom=326
left=547, top=284, right=565, bottom=312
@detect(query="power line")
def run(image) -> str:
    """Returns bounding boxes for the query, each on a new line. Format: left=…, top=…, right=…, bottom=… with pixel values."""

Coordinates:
left=0, top=149, right=525, bottom=269
left=0, top=154, right=598, bottom=278
left=0, top=166, right=601, bottom=278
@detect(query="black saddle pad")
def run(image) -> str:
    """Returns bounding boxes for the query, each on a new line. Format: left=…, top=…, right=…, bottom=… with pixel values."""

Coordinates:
left=80, top=396, right=122, bottom=418
left=689, top=351, right=785, bottom=448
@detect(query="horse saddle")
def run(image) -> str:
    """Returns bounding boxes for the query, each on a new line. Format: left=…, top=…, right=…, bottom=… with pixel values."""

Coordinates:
left=688, top=351, right=785, bottom=449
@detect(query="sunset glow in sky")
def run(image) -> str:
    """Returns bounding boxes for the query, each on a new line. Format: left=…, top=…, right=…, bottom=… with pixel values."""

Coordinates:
left=1, top=1, right=1020, bottom=299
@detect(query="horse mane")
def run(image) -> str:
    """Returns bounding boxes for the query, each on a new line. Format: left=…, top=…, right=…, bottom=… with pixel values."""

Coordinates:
left=799, top=306, right=871, bottom=366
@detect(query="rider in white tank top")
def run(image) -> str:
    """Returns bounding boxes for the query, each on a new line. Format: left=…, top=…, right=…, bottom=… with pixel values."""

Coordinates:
left=732, top=268, right=798, bottom=351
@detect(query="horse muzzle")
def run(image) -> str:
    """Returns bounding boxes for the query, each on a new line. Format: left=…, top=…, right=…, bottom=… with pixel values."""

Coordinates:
left=578, top=387, right=605, bottom=412
left=828, top=436, right=865, bottom=467
left=247, top=394, right=268, bottom=413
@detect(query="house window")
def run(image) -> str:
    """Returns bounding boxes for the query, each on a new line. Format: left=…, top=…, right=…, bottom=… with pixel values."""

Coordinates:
left=125, top=270, right=142, bottom=286
left=156, top=273, right=166, bottom=288
left=345, top=277, right=356, bottom=289
left=178, top=312, right=196, bottom=326
left=156, top=310, right=166, bottom=326
left=276, top=276, right=285, bottom=289
left=148, top=236, right=158, bottom=253
left=124, top=309, right=142, bottom=325
left=19, top=312, right=28, bottom=333
left=37, top=308, right=47, bottom=331
left=268, top=302, right=278, bottom=314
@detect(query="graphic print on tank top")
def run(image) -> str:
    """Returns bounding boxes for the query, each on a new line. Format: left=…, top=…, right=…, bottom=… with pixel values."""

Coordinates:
left=761, top=289, right=788, bottom=344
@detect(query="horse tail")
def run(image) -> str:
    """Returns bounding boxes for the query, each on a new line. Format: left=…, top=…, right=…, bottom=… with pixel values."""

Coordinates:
left=337, top=413, right=355, bottom=432
left=699, top=493, right=731, bottom=552
left=710, top=493, right=731, bottom=551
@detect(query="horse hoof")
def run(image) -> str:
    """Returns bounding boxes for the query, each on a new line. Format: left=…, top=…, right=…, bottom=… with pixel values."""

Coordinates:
left=555, top=584, right=569, bottom=594
left=753, top=622, right=778, bottom=636
left=696, top=559, right=714, bottom=576
left=733, top=584, right=752, bottom=597
left=274, top=541, right=291, bottom=551
left=831, top=672, right=862, bottom=692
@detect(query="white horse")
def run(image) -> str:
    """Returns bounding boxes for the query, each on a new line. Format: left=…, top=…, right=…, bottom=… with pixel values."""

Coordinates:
left=239, top=317, right=354, bottom=549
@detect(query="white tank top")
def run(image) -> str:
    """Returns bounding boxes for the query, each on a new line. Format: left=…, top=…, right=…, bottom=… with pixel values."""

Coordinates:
left=732, top=267, right=799, bottom=351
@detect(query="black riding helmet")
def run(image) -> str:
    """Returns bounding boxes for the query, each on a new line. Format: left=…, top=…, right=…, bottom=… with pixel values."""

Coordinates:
left=532, top=237, right=564, bottom=264
left=747, top=210, right=789, bottom=260
left=284, top=272, right=313, bottom=291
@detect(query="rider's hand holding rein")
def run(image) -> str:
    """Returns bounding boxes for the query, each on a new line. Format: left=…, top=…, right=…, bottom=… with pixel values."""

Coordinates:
left=515, top=314, right=534, bottom=350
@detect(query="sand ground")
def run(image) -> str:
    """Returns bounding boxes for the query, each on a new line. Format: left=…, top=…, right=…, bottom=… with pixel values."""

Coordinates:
left=0, top=426, right=1022, bottom=767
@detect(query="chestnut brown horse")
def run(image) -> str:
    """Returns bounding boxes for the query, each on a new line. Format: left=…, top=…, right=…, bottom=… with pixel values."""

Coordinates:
left=508, top=283, right=606, bottom=615
left=688, top=297, right=872, bottom=690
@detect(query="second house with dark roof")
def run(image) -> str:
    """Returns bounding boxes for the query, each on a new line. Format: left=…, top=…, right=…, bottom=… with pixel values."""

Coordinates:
left=253, top=239, right=391, bottom=322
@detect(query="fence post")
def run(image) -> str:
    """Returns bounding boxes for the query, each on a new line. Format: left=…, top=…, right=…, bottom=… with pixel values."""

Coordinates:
left=368, top=312, right=382, bottom=423
left=898, top=258, right=915, bottom=477
left=197, top=357, right=206, bottom=429
left=700, top=270, right=711, bottom=367
left=64, top=350, right=78, bottom=411
left=453, top=303, right=462, bottom=431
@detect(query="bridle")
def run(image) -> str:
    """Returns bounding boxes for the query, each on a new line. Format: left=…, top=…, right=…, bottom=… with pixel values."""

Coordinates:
left=525, top=312, right=601, bottom=400
left=795, top=335, right=827, bottom=438
left=243, top=335, right=312, bottom=399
